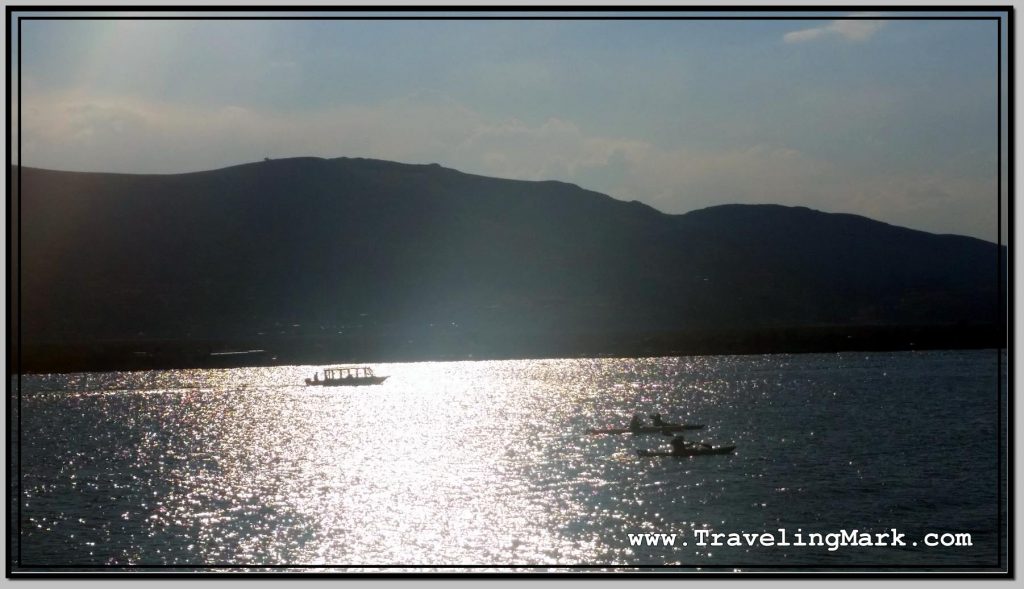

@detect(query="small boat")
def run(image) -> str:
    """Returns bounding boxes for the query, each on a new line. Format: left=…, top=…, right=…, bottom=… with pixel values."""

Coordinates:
left=588, top=424, right=705, bottom=435
left=637, top=444, right=736, bottom=457
left=305, top=366, right=388, bottom=387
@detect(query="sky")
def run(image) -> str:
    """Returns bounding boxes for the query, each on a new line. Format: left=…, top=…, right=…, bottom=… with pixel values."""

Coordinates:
left=12, top=11, right=1009, bottom=242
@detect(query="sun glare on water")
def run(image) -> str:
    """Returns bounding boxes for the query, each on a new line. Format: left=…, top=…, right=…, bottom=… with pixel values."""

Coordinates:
left=66, top=360, right=635, bottom=566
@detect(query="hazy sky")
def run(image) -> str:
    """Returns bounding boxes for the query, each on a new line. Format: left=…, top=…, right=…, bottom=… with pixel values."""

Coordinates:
left=13, top=11, right=1008, bottom=241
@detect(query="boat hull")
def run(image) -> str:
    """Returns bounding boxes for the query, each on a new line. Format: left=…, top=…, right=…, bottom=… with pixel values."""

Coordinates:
left=305, top=376, right=389, bottom=386
left=637, top=444, right=736, bottom=457
left=588, top=424, right=705, bottom=435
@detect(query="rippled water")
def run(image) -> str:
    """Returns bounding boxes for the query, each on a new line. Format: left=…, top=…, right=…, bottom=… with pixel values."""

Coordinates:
left=11, top=350, right=1007, bottom=571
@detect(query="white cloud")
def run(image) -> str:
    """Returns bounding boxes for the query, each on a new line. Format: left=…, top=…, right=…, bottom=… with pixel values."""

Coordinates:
left=784, top=16, right=886, bottom=44
left=783, top=27, right=828, bottom=44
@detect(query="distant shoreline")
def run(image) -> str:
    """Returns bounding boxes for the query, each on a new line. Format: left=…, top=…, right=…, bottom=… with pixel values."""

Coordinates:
left=15, top=324, right=1003, bottom=375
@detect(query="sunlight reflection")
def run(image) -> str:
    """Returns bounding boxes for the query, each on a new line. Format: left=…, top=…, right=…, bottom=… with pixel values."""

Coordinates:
left=19, top=352, right=998, bottom=568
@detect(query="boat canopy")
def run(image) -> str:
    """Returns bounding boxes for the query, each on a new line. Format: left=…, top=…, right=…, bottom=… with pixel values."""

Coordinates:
left=323, top=367, right=376, bottom=380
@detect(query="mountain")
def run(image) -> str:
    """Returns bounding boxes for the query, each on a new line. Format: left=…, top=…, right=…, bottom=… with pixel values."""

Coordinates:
left=14, top=157, right=1006, bottom=371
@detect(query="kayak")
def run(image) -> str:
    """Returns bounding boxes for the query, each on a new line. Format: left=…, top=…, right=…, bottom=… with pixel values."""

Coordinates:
left=637, top=444, right=737, bottom=457
left=588, top=424, right=705, bottom=435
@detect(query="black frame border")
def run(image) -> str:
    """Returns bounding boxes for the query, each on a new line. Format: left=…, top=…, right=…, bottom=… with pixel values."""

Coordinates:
left=5, top=4, right=1014, bottom=579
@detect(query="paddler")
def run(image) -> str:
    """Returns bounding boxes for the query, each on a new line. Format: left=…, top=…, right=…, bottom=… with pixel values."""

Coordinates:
left=629, top=413, right=643, bottom=431
left=670, top=434, right=688, bottom=455
left=651, top=413, right=679, bottom=427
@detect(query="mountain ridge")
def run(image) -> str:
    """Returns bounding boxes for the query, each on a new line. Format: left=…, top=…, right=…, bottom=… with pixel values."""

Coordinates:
left=16, top=157, right=1000, bottom=243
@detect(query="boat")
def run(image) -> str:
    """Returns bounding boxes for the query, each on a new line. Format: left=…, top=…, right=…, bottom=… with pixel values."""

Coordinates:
left=637, top=444, right=736, bottom=457
left=587, top=424, right=705, bottom=435
left=305, top=366, right=388, bottom=387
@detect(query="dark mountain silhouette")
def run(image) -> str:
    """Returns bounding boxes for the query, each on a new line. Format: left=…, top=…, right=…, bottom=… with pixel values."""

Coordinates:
left=14, top=157, right=1005, bottom=371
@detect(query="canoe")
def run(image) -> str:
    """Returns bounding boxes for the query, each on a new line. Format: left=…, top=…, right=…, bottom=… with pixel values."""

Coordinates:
left=637, top=444, right=736, bottom=457
left=587, top=424, right=705, bottom=435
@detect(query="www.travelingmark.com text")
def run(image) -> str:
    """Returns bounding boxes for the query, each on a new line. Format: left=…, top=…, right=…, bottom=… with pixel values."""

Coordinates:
left=627, top=529, right=973, bottom=551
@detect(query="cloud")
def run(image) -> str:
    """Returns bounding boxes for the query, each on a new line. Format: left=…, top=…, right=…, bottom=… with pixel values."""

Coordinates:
left=783, top=27, right=828, bottom=44
left=784, top=16, right=885, bottom=44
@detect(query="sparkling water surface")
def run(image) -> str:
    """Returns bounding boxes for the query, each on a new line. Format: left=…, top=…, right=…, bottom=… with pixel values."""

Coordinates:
left=12, top=350, right=1005, bottom=571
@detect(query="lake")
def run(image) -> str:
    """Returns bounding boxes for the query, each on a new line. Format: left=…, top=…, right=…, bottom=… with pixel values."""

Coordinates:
left=10, top=350, right=1007, bottom=572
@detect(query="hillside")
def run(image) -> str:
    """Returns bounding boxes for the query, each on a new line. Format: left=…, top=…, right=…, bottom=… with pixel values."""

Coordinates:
left=14, top=157, right=1006, bottom=371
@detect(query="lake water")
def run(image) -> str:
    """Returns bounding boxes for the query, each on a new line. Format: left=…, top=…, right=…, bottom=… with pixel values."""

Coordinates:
left=10, top=350, right=1007, bottom=572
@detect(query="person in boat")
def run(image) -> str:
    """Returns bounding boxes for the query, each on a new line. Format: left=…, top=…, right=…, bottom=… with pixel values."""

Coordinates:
left=629, top=414, right=643, bottom=431
left=651, top=413, right=681, bottom=427
left=313, top=373, right=319, bottom=383
left=669, top=434, right=688, bottom=454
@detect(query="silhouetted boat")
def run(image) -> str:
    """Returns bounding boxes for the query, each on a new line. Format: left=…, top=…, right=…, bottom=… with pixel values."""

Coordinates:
left=637, top=444, right=736, bottom=457
left=305, top=366, right=388, bottom=387
left=588, top=424, right=705, bottom=435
